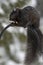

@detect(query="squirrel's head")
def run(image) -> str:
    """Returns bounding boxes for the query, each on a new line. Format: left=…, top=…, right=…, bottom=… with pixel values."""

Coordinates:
left=9, top=8, right=26, bottom=27
left=10, top=8, right=20, bottom=22
left=10, top=7, right=21, bottom=26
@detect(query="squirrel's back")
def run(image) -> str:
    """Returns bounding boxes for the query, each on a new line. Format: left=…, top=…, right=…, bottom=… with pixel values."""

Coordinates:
left=20, top=6, right=40, bottom=28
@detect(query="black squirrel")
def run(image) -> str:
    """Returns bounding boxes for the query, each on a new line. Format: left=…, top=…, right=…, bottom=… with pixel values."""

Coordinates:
left=0, top=6, right=43, bottom=65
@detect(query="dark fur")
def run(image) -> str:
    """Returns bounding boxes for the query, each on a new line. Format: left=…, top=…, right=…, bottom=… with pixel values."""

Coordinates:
left=10, top=6, right=40, bottom=28
left=0, top=6, right=43, bottom=65
left=10, top=6, right=43, bottom=65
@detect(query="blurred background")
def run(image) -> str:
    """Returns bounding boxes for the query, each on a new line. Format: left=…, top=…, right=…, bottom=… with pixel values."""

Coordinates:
left=0, top=0, right=43, bottom=65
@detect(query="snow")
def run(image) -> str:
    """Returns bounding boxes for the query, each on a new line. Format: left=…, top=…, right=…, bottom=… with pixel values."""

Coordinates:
left=6, top=60, right=17, bottom=65
left=23, top=0, right=37, bottom=8
left=6, top=60, right=24, bottom=65
left=19, top=27, right=27, bottom=35
left=38, top=55, right=43, bottom=63
left=0, top=47, right=8, bottom=63
left=0, top=0, right=9, bottom=6
left=39, top=18, right=43, bottom=34
left=28, top=0, right=37, bottom=7
left=9, top=36, right=25, bottom=63
left=10, top=0, right=17, bottom=4
left=0, top=7, right=4, bottom=14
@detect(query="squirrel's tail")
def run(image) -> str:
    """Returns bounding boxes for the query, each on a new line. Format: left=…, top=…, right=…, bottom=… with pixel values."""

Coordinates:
left=24, top=26, right=40, bottom=65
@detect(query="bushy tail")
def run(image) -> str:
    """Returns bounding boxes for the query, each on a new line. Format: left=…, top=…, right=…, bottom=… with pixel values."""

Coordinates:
left=24, top=26, right=40, bottom=65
